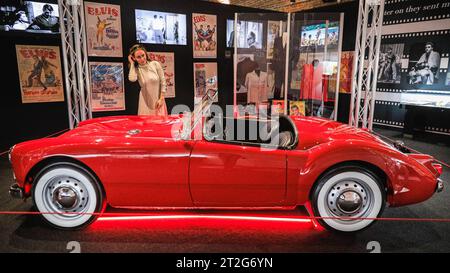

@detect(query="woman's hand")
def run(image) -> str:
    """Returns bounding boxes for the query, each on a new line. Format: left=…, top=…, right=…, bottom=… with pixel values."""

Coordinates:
left=128, top=54, right=135, bottom=65
left=155, top=98, right=163, bottom=109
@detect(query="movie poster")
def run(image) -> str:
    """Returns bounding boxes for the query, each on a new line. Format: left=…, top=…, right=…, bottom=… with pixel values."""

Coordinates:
left=193, top=62, right=218, bottom=105
left=149, top=52, right=175, bottom=98
left=192, top=13, right=217, bottom=58
left=267, top=21, right=281, bottom=59
left=339, top=51, right=354, bottom=93
left=89, top=62, right=125, bottom=112
left=15, top=45, right=64, bottom=103
left=85, top=2, right=122, bottom=57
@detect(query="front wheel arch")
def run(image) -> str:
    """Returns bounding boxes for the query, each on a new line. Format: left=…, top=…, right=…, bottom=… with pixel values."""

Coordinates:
left=25, top=156, right=107, bottom=201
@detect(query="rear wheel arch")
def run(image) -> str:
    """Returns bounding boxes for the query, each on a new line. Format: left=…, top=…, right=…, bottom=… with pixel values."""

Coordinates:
left=309, top=160, right=389, bottom=200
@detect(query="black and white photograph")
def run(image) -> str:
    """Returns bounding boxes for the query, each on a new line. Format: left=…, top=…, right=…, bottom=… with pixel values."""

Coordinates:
left=0, top=1, right=59, bottom=33
left=377, top=43, right=404, bottom=84
left=408, top=41, right=441, bottom=85
left=135, top=9, right=187, bottom=45
left=226, top=19, right=234, bottom=47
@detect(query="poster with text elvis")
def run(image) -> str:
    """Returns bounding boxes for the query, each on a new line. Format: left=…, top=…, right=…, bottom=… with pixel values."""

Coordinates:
left=193, top=62, right=218, bottom=106
left=15, top=45, right=64, bottom=104
left=89, top=62, right=125, bottom=112
left=84, top=2, right=122, bottom=57
left=149, top=52, right=175, bottom=98
left=192, top=13, right=217, bottom=58
left=378, top=44, right=404, bottom=84
left=407, top=41, right=441, bottom=85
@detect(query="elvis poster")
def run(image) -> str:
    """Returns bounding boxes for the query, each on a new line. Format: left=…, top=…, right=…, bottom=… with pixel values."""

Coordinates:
left=193, top=62, right=218, bottom=105
left=15, top=44, right=64, bottom=103
left=89, top=62, right=125, bottom=112
left=149, top=52, right=176, bottom=98
left=192, top=13, right=217, bottom=58
left=84, top=2, right=122, bottom=57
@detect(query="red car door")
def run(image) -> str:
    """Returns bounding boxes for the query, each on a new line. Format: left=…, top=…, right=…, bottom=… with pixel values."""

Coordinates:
left=189, top=140, right=287, bottom=206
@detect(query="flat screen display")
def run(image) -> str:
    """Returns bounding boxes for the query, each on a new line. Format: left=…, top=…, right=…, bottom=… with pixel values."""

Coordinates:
left=135, top=9, right=187, bottom=45
left=0, top=1, right=59, bottom=33
left=300, top=22, right=339, bottom=47
left=226, top=19, right=263, bottom=49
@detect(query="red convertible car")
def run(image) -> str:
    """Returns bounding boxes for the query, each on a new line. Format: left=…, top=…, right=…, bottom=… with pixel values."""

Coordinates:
left=8, top=91, right=444, bottom=232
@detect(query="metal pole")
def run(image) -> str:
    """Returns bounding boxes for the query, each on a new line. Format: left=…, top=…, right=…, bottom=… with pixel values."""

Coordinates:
left=368, top=1, right=385, bottom=131
left=349, top=0, right=365, bottom=126
left=233, top=13, right=238, bottom=117
left=284, top=12, right=291, bottom=115
left=333, top=12, right=345, bottom=121
left=58, top=0, right=74, bottom=129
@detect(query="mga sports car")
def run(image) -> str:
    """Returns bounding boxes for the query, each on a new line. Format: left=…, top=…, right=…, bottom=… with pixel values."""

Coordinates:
left=8, top=90, right=444, bottom=232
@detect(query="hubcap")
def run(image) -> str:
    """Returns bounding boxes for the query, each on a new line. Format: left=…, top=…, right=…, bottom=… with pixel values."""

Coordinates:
left=337, top=191, right=362, bottom=214
left=41, top=175, right=90, bottom=216
left=53, top=187, right=78, bottom=209
left=327, top=180, right=370, bottom=218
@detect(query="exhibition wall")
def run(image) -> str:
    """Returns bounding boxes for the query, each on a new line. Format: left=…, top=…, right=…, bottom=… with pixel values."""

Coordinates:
left=0, top=0, right=266, bottom=151
left=312, top=0, right=450, bottom=135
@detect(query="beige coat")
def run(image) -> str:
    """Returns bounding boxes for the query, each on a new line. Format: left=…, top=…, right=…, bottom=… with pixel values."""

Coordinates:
left=128, top=61, right=167, bottom=115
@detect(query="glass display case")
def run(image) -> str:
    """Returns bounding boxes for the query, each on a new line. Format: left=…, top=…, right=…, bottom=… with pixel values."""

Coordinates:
left=233, top=12, right=289, bottom=117
left=233, top=12, right=344, bottom=120
left=287, top=12, right=344, bottom=119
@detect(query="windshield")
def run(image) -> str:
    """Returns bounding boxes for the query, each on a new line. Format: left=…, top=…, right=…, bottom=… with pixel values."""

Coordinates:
left=180, top=80, right=218, bottom=140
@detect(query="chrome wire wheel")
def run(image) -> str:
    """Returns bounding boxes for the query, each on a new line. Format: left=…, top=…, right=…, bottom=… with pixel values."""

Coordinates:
left=33, top=164, right=103, bottom=229
left=312, top=167, right=385, bottom=232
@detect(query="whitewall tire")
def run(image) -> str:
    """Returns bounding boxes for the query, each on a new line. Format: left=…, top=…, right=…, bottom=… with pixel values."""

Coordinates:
left=311, top=165, right=385, bottom=232
left=32, top=163, right=105, bottom=229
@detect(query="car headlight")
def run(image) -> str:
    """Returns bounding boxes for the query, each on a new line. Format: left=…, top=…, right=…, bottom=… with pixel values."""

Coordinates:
left=8, top=145, right=15, bottom=163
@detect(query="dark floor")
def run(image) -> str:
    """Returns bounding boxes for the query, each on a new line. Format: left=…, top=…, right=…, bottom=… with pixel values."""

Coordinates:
left=0, top=128, right=449, bottom=253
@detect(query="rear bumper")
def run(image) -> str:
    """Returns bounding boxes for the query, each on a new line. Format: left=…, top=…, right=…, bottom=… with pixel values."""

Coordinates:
left=436, top=178, right=444, bottom=193
left=9, top=183, right=24, bottom=199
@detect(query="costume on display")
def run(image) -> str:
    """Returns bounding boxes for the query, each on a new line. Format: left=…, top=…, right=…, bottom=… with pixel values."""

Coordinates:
left=128, top=61, right=167, bottom=116
left=245, top=69, right=268, bottom=104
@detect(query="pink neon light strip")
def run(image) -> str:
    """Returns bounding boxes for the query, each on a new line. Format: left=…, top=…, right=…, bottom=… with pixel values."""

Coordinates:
left=97, top=215, right=312, bottom=223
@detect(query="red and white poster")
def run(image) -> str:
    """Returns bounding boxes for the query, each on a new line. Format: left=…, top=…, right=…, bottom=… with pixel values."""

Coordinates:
left=15, top=45, right=64, bottom=103
left=149, top=52, right=175, bottom=98
left=193, top=62, right=218, bottom=106
left=84, top=2, right=122, bottom=57
left=192, top=13, right=217, bottom=58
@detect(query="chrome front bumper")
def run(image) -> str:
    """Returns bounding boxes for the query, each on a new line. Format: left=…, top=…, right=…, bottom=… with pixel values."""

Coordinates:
left=436, top=178, right=444, bottom=193
left=9, top=183, right=24, bottom=199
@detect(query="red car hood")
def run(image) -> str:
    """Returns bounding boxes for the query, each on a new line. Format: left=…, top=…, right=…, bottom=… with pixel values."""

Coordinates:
left=61, top=115, right=184, bottom=139
left=291, top=116, right=389, bottom=150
